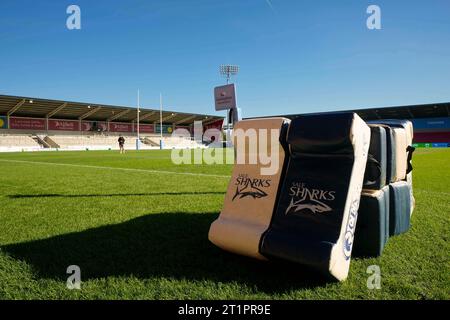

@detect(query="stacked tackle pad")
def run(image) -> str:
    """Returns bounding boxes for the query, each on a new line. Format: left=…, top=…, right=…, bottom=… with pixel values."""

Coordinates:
left=208, top=113, right=415, bottom=281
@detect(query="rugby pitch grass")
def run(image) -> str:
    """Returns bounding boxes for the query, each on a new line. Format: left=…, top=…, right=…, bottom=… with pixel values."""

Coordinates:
left=0, top=149, right=448, bottom=299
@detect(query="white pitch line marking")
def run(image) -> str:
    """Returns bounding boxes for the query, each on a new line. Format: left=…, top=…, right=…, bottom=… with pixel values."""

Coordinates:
left=413, top=188, right=450, bottom=197
left=0, top=159, right=230, bottom=179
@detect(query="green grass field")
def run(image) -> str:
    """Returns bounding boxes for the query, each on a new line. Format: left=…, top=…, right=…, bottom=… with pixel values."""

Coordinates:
left=0, top=148, right=449, bottom=300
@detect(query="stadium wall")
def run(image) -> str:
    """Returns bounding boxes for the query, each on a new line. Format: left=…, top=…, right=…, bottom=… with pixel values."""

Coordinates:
left=0, top=116, right=192, bottom=135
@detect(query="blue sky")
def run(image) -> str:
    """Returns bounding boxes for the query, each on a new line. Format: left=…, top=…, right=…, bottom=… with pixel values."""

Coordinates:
left=0, top=0, right=449, bottom=118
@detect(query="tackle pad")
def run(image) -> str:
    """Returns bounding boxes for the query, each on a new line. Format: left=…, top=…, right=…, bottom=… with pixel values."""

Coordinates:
left=353, top=124, right=389, bottom=257
left=389, top=181, right=412, bottom=236
left=363, top=125, right=387, bottom=190
left=208, top=117, right=290, bottom=260
left=374, top=120, right=415, bottom=217
left=352, top=186, right=390, bottom=257
left=369, top=120, right=415, bottom=183
left=260, top=113, right=371, bottom=281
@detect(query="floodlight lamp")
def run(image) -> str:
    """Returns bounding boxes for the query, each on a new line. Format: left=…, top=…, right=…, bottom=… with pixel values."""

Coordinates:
left=220, top=65, right=239, bottom=75
left=220, top=64, right=240, bottom=84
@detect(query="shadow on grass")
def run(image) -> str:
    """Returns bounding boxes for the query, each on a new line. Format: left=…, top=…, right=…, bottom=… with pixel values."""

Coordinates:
left=8, top=192, right=225, bottom=199
left=2, top=212, right=329, bottom=293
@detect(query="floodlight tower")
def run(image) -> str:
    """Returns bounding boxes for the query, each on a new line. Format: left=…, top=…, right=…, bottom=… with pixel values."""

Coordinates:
left=219, top=65, right=239, bottom=144
left=220, top=65, right=239, bottom=84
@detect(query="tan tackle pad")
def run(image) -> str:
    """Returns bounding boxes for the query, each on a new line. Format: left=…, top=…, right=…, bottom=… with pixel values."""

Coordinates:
left=208, top=117, right=290, bottom=259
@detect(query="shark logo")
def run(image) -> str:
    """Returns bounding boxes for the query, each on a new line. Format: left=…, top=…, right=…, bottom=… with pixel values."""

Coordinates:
left=286, top=197, right=332, bottom=214
left=285, top=182, right=335, bottom=215
left=232, top=174, right=271, bottom=201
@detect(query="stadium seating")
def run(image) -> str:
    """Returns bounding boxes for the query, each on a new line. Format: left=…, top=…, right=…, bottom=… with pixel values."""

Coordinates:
left=0, top=134, right=38, bottom=147
left=208, top=117, right=290, bottom=260
left=0, top=132, right=204, bottom=151
left=47, top=135, right=135, bottom=150
left=0, top=134, right=40, bottom=151
left=160, top=136, right=203, bottom=149
left=260, top=113, right=370, bottom=281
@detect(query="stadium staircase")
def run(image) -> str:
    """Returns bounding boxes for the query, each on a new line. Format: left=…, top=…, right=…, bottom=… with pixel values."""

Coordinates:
left=43, top=136, right=60, bottom=148
left=32, top=135, right=51, bottom=148
left=141, top=137, right=160, bottom=147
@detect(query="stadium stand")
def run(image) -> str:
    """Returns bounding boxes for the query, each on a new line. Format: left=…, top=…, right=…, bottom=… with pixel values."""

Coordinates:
left=0, top=94, right=223, bottom=152
left=264, top=102, right=450, bottom=148
left=1, top=94, right=448, bottom=151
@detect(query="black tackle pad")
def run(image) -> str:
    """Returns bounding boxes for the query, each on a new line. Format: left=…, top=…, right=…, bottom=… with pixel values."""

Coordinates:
left=389, top=181, right=412, bottom=236
left=363, top=125, right=387, bottom=190
left=260, top=112, right=371, bottom=281
left=353, top=186, right=390, bottom=258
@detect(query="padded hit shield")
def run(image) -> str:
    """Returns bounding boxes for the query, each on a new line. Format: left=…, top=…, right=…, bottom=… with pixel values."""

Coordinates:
left=375, top=119, right=413, bottom=146
left=369, top=120, right=415, bottom=182
left=364, top=125, right=387, bottom=190
left=208, top=117, right=290, bottom=260
left=384, top=126, right=398, bottom=184
left=389, top=181, right=412, bottom=236
left=260, top=112, right=371, bottom=281
left=406, top=172, right=415, bottom=216
left=391, top=128, right=408, bottom=181
left=353, top=186, right=390, bottom=258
